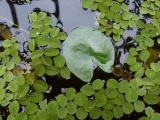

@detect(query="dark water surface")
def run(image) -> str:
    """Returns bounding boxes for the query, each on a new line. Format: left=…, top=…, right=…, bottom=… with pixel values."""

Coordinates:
left=0, top=0, right=157, bottom=120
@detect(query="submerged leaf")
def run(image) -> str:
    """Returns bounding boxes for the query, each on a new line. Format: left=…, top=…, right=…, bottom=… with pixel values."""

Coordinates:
left=63, top=27, right=115, bottom=82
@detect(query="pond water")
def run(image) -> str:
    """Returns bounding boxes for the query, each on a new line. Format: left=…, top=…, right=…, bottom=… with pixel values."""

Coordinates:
left=0, top=0, right=159, bottom=120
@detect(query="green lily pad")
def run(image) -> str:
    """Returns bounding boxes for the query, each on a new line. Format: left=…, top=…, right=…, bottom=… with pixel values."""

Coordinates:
left=63, top=27, right=115, bottom=82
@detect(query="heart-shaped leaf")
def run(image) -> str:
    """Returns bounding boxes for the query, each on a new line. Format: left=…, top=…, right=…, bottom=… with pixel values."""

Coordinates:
left=63, top=27, right=115, bottom=82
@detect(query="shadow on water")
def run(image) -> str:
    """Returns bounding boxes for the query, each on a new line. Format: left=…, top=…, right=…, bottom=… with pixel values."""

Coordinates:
left=0, top=0, right=160, bottom=120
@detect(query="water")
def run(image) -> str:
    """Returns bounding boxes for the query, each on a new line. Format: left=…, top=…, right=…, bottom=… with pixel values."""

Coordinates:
left=0, top=0, right=158, bottom=120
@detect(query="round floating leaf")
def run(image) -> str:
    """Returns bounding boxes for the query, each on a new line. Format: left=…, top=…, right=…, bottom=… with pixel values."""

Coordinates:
left=81, top=84, right=95, bottom=96
left=122, top=102, right=134, bottom=114
left=107, top=78, right=118, bottom=88
left=9, top=101, right=20, bottom=115
left=13, top=56, right=21, bottom=64
left=28, top=39, right=36, bottom=51
left=140, top=8, right=149, bottom=14
left=1, top=99, right=10, bottom=107
left=150, top=113, right=160, bottom=120
left=103, top=99, right=114, bottom=110
left=53, top=55, right=66, bottom=68
left=28, top=115, right=37, bottom=120
left=143, top=94, right=159, bottom=105
left=125, top=88, right=138, bottom=102
left=76, top=107, right=88, bottom=120
left=6, top=62, right=14, bottom=70
left=111, top=4, right=120, bottom=13
left=106, top=10, right=115, bottom=20
left=3, top=56, right=10, bottom=64
left=25, top=73, right=35, bottom=85
left=57, top=107, right=67, bottom=119
left=39, top=101, right=47, bottom=110
left=30, top=29, right=40, bottom=37
left=1, top=29, right=12, bottom=39
left=7, top=114, right=15, bottom=120
left=25, top=103, right=38, bottom=114
left=105, top=88, right=118, bottom=99
left=19, top=96, right=31, bottom=105
left=31, top=58, right=41, bottom=67
left=55, top=32, right=67, bottom=40
left=8, top=81, right=18, bottom=92
left=121, top=4, right=129, bottom=11
left=45, top=66, right=59, bottom=76
left=41, top=56, right=52, bottom=66
left=129, top=79, right=139, bottom=90
left=82, top=0, right=91, bottom=8
left=145, top=69, right=156, bottom=79
left=31, top=50, right=43, bottom=59
left=31, top=20, right=43, bottom=28
left=118, top=80, right=129, bottom=93
left=92, top=79, right=104, bottom=90
left=15, top=112, right=27, bottom=120
left=49, top=38, right=61, bottom=48
left=60, top=66, right=70, bottom=79
left=29, top=12, right=37, bottom=21
left=0, top=89, right=5, bottom=100
left=122, top=12, right=132, bottom=20
left=113, top=93, right=124, bottom=105
left=145, top=38, right=154, bottom=47
left=44, top=47, right=59, bottom=57
left=3, top=71, right=13, bottom=82
left=5, top=93, right=13, bottom=101
left=89, top=107, right=101, bottom=119
left=50, top=27, right=60, bottom=38
left=74, top=92, right=88, bottom=106
left=84, top=100, right=95, bottom=112
left=66, top=88, right=76, bottom=100
left=12, top=66, right=24, bottom=76
left=67, top=101, right=77, bottom=115
left=0, top=65, right=6, bottom=76
left=137, top=86, right=147, bottom=96
left=0, top=78, right=5, bottom=89
left=30, top=91, right=43, bottom=103
left=64, top=115, right=75, bottom=120
left=2, top=39, right=12, bottom=48
left=63, top=27, right=115, bottom=82
left=136, top=20, right=145, bottom=29
left=56, top=94, right=67, bottom=107
left=113, top=105, right=123, bottom=119
left=112, top=67, right=123, bottom=76
left=36, top=110, right=52, bottom=120
left=35, top=64, right=45, bottom=77
left=126, top=55, right=136, bottom=65
left=134, top=100, right=145, bottom=113
left=102, top=109, right=113, bottom=120
left=129, top=47, right=138, bottom=56
left=145, top=107, right=154, bottom=118
left=36, top=35, right=49, bottom=46
left=17, top=84, right=29, bottom=98
left=42, top=16, right=53, bottom=25
left=114, top=13, right=121, bottom=23
left=33, top=80, right=48, bottom=92
left=95, top=92, right=107, bottom=107
left=129, top=62, right=142, bottom=72
left=39, top=25, right=51, bottom=35
left=47, top=100, right=58, bottom=115
left=37, top=12, right=47, bottom=21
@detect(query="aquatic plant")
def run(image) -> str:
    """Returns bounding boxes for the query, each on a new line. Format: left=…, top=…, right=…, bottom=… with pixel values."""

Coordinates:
left=63, top=26, right=115, bottom=82
left=0, top=0, right=160, bottom=119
